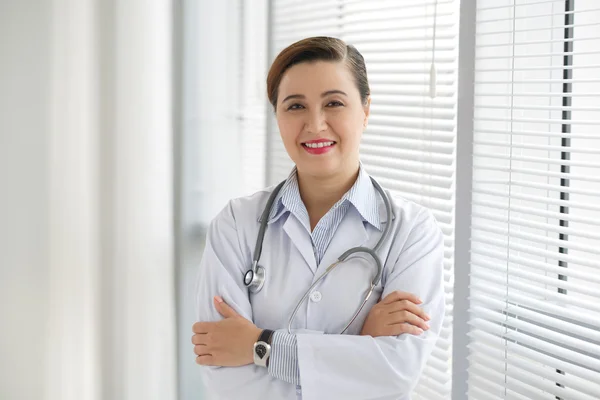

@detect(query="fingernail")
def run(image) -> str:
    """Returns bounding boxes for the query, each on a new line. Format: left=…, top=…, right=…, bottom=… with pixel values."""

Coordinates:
left=417, top=328, right=424, bottom=334
left=425, top=314, right=430, bottom=321
left=214, top=296, right=223, bottom=303
left=417, top=298, right=423, bottom=304
left=425, top=324, right=430, bottom=330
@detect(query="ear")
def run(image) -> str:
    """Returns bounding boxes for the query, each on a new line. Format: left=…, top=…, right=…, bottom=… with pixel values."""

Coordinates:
left=363, top=96, right=371, bottom=128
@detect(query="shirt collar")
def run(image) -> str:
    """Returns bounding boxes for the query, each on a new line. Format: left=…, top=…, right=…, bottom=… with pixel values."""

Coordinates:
left=264, top=163, right=381, bottom=231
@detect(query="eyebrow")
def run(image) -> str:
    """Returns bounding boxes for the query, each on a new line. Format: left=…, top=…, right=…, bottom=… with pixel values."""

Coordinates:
left=281, top=90, right=348, bottom=103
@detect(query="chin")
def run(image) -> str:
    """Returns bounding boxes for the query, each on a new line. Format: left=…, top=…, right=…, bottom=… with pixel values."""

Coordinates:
left=297, top=158, right=343, bottom=178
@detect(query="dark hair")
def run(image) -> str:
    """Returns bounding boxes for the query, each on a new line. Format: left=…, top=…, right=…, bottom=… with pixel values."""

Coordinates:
left=266, top=36, right=370, bottom=110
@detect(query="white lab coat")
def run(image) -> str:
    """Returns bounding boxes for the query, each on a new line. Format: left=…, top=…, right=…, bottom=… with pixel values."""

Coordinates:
left=195, top=183, right=445, bottom=400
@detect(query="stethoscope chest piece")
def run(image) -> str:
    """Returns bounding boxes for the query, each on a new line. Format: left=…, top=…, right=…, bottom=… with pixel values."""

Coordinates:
left=244, top=261, right=266, bottom=293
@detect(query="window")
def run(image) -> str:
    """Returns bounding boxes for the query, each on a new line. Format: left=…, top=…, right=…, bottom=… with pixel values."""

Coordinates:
left=468, top=0, right=600, bottom=398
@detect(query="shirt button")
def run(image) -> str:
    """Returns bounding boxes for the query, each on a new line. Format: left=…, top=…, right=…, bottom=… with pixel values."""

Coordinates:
left=310, top=291, right=322, bottom=303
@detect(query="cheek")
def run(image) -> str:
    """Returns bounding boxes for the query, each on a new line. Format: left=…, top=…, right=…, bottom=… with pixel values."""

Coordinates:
left=330, top=116, right=363, bottom=144
left=277, top=116, right=301, bottom=145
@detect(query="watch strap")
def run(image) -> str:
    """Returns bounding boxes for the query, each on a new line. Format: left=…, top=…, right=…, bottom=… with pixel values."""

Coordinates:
left=258, top=329, right=275, bottom=345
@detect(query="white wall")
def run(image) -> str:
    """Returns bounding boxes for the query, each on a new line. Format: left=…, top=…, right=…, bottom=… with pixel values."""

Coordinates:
left=1, top=1, right=177, bottom=399
left=0, top=1, right=51, bottom=398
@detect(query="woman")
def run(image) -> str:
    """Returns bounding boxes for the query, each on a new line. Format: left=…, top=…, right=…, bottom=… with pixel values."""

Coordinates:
left=192, top=37, right=445, bottom=400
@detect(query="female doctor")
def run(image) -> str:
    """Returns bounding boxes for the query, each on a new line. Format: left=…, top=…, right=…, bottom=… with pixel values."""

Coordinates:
left=192, top=37, right=445, bottom=400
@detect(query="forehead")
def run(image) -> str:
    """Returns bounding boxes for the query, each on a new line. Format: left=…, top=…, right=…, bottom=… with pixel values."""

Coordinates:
left=278, top=61, right=357, bottom=96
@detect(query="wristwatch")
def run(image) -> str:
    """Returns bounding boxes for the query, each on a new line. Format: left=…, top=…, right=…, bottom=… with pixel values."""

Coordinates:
left=253, top=329, right=275, bottom=368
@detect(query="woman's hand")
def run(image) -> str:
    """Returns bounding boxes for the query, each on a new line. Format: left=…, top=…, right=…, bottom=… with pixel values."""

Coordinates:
left=192, top=296, right=262, bottom=367
left=360, top=291, right=430, bottom=337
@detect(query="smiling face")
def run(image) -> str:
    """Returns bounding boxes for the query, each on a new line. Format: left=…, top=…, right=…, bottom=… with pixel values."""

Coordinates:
left=275, top=61, right=370, bottom=179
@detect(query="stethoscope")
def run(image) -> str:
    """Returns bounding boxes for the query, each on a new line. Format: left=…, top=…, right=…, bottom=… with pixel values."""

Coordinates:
left=243, top=176, right=393, bottom=334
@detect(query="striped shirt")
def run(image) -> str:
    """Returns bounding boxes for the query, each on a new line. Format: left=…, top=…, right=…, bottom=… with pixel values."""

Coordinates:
left=267, top=164, right=381, bottom=387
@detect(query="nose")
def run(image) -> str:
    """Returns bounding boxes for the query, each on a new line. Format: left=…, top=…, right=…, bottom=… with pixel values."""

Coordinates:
left=306, top=109, right=327, bottom=134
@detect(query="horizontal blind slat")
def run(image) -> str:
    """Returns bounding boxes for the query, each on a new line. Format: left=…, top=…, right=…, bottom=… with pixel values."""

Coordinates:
left=468, top=352, right=598, bottom=400
left=476, top=49, right=600, bottom=60
left=468, top=342, right=600, bottom=399
left=469, top=292, right=600, bottom=342
left=477, top=7, right=600, bottom=24
left=471, top=230, right=600, bottom=269
left=477, top=0, right=587, bottom=12
left=471, top=254, right=600, bottom=297
left=470, top=245, right=600, bottom=284
left=474, top=140, right=600, bottom=153
left=470, top=267, right=600, bottom=313
left=468, top=317, right=600, bottom=371
left=470, top=280, right=600, bottom=328
left=469, top=306, right=600, bottom=357
left=472, top=164, right=600, bottom=184
left=469, top=328, right=600, bottom=383
left=471, top=222, right=600, bottom=255
left=472, top=187, right=600, bottom=212
left=472, top=151, right=600, bottom=168
left=471, top=210, right=600, bottom=241
left=469, top=364, right=555, bottom=400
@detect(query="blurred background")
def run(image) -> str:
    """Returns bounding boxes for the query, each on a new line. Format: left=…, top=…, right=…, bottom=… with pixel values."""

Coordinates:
left=1, top=0, right=599, bottom=399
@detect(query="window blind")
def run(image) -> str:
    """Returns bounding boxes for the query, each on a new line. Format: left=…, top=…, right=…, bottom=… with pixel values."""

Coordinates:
left=268, top=1, right=459, bottom=398
left=469, top=0, right=600, bottom=399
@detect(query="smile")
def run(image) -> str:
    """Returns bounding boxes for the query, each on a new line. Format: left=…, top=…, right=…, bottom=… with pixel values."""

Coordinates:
left=302, top=141, right=336, bottom=149
left=301, top=140, right=336, bottom=155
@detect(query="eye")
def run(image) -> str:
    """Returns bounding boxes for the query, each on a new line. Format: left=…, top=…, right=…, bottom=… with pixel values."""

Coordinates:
left=287, top=103, right=305, bottom=111
left=327, top=100, right=344, bottom=107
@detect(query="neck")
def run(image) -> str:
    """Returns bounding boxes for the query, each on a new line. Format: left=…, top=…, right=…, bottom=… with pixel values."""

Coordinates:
left=297, top=162, right=360, bottom=230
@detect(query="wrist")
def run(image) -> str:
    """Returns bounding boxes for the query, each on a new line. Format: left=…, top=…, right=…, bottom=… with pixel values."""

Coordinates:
left=252, top=327, right=262, bottom=343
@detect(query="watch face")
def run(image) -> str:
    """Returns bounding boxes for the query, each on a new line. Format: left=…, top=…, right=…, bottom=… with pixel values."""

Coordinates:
left=255, top=344, right=267, bottom=359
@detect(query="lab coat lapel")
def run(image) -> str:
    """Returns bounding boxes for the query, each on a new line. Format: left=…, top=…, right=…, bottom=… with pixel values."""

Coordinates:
left=317, top=208, right=369, bottom=276
left=282, top=214, right=318, bottom=275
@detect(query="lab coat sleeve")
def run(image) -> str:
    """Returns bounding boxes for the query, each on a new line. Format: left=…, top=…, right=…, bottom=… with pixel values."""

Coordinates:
left=296, top=209, right=446, bottom=400
left=195, top=201, right=277, bottom=399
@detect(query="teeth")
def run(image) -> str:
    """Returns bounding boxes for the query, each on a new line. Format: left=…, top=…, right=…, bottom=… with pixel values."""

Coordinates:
left=305, top=141, right=334, bottom=148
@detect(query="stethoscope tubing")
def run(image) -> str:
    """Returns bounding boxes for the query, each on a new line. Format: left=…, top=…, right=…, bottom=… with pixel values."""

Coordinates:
left=246, top=175, right=394, bottom=334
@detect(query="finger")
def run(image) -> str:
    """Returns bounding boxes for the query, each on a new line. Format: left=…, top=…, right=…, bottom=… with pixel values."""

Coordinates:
left=194, top=344, right=209, bottom=356
left=192, top=322, right=211, bottom=334
left=388, top=300, right=430, bottom=322
left=387, top=310, right=429, bottom=331
left=191, top=334, right=207, bottom=345
left=196, top=354, right=215, bottom=366
left=214, top=296, right=239, bottom=319
left=381, top=290, right=422, bottom=305
left=386, top=323, right=424, bottom=337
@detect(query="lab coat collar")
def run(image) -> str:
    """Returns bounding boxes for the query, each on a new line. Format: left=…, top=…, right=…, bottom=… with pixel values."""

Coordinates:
left=346, top=163, right=382, bottom=230
left=282, top=200, right=370, bottom=276
left=261, top=168, right=296, bottom=225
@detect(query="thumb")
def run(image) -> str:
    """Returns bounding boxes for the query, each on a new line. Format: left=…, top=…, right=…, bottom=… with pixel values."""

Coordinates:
left=214, top=296, right=239, bottom=318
